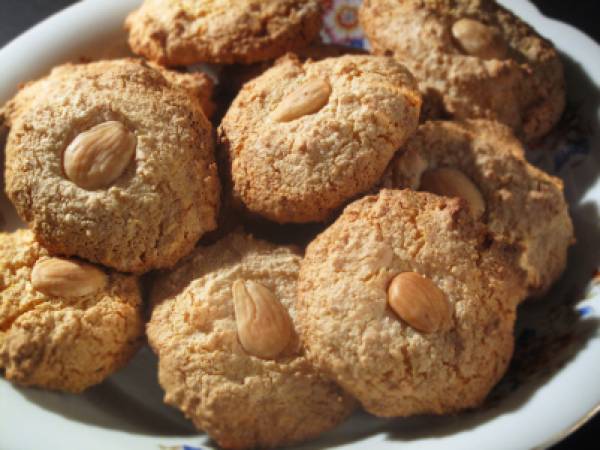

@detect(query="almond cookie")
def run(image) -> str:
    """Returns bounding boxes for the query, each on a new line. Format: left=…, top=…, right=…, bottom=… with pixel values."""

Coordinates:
left=148, top=231, right=355, bottom=449
left=219, top=43, right=368, bottom=99
left=219, top=54, right=421, bottom=223
left=4, top=59, right=220, bottom=274
left=0, top=229, right=144, bottom=393
left=125, top=0, right=323, bottom=65
left=297, top=189, right=526, bottom=417
left=382, top=120, right=574, bottom=296
left=150, top=64, right=216, bottom=119
left=0, top=59, right=216, bottom=127
left=360, top=0, right=565, bottom=141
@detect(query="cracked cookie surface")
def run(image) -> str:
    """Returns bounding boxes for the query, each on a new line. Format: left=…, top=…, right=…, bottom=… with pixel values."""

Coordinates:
left=219, top=54, right=421, bottom=223
left=0, top=229, right=144, bottom=393
left=1, top=59, right=216, bottom=127
left=4, top=59, right=220, bottom=274
left=148, top=231, right=355, bottom=449
left=360, top=0, right=565, bottom=141
left=382, top=120, right=574, bottom=297
left=125, top=0, right=323, bottom=65
left=219, top=43, right=368, bottom=100
left=297, top=189, right=526, bottom=417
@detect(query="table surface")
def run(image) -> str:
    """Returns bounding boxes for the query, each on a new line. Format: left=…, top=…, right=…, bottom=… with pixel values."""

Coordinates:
left=0, top=1, right=598, bottom=449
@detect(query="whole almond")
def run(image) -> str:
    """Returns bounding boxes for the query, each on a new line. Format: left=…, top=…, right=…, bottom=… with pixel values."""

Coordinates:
left=387, top=272, right=451, bottom=333
left=271, top=78, right=331, bottom=122
left=31, top=257, right=107, bottom=297
left=386, top=147, right=428, bottom=190
left=420, top=167, right=486, bottom=220
left=63, top=121, right=137, bottom=190
left=232, top=279, right=293, bottom=359
left=451, top=18, right=507, bottom=60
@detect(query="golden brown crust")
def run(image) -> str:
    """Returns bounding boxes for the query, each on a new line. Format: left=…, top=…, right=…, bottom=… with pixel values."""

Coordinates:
left=360, top=0, right=565, bottom=141
left=4, top=59, right=220, bottom=274
left=1, top=59, right=216, bottom=126
left=219, top=44, right=369, bottom=98
left=297, top=189, right=525, bottom=416
left=125, top=0, right=323, bottom=65
left=148, top=231, right=355, bottom=449
left=219, top=54, right=421, bottom=223
left=382, top=120, right=574, bottom=296
left=148, top=62, right=216, bottom=118
left=0, top=230, right=144, bottom=393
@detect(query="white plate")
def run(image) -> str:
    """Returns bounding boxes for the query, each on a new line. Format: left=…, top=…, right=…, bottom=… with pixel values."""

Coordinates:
left=1, top=1, right=600, bottom=449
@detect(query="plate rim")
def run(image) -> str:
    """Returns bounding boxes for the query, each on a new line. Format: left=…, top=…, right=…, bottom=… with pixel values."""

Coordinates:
left=1, top=1, right=600, bottom=449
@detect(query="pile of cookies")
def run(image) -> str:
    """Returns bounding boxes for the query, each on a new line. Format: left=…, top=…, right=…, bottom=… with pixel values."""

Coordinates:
left=0, top=0, right=575, bottom=448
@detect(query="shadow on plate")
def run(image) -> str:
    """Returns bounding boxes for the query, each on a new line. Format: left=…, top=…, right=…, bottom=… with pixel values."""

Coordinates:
left=15, top=347, right=197, bottom=437
left=527, top=52, right=600, bottom=206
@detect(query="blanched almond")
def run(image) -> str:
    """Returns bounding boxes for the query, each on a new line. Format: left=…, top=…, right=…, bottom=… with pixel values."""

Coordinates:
left=31, top=257, right=107, bottom=297
left=387, top=272, right=451, bottom=333
left=452, top=18, right=508, bottom=60
left=232, top=279, right=293, bottom=359
left=63, top=121, right=136, bottom=190
left=420, top=167, right=486, bottom=220
left=271, top=78, right=331, bottom=122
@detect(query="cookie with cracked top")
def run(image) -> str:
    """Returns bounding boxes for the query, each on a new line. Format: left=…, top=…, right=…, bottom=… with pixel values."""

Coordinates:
left=360, top=0, right=566, bottom=141
left=0, top=229, right=143, bottom=393
left=219, top=43, right=369, bottom=100
left=1, top=59, right=216, bottom=127
left=125, top=0, right=323, bottom=65
left=219, top=54, right=421, bottom=223
left=148, top=231, right=355, bottom=449
left=297, top=189, right=526, bottom=417
left=381, top=119, right=574, bottom=297
left=149, top=62, right=216, bottom=119
left=4, top=58, right=220, bottom=274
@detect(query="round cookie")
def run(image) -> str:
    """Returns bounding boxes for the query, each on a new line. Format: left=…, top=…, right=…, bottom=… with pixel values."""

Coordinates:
left=148, top=231, right=355, bottom=449
left=0, top=229, right=144, bottom=393
left=381, top=120, right=574, bottom=297
left=4, top=59, right=220, bottom=274
left=219, top=54, right=422, bottom=223
left=1, top=59, right=216, bottom=127
left=297, top=189, right=526, bottom=417
left=125, top=0, right=323, bottom=65
left=360, top=0, right=565, bottom=141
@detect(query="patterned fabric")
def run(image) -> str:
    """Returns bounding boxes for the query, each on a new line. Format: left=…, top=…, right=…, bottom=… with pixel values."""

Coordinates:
left=321, top=0, right=366, bottom=48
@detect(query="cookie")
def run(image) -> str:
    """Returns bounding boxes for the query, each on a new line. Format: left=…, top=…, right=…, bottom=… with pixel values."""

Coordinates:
left=4, top=59, right=220, bottom=274
left=149, top=63, right=216, bottom=119
left=360, top=0, right=566, bottom=141
left=148, top=231, right=355, bottom=449
left=297, top=189, right=526, bottom=417
left=219, top=54, right=421, bottom=223
left=382, top=120, right=574, bottom=296
left=125, top=0, right=323, bottom=65
left=1, top=59, right=216, bottom=126
left=0, top=229, right=144, bottom=393
left=219, top=43, right=369, bottom=99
